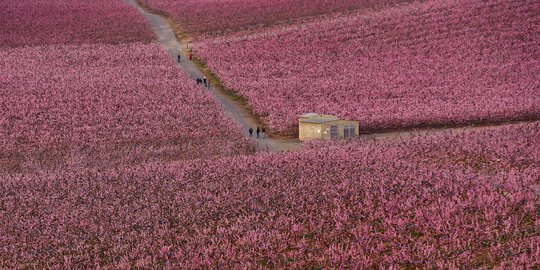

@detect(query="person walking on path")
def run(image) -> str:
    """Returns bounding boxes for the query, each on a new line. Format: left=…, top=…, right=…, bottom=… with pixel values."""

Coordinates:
left=196, top=78, right=201, bottom=85
left=203, top=76, right=208, bottom=87
left=177, top=54, right=181, bottom=62
left=262, top=127, right=266, bottom=139
left=189, top=51, right=193, bottom=61
left=256, top=127, right=260, bottom=138
left=248, top=128, right=253, bottom=137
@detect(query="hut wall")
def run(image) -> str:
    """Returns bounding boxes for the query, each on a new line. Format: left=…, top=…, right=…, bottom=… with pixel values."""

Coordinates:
left=299, top=122, right=322, bottom=141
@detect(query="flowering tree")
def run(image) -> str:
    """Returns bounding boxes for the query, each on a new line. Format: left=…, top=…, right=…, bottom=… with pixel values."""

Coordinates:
left=0, top=43, right=253, bottom=171
left=0, top=122, right=538, bottom=268
left=0, top=0, right=154, bottom=47
left=141, top=0, right=407, bottom=37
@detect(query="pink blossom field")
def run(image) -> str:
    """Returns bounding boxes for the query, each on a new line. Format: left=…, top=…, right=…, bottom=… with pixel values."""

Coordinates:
left=1, top=0, right=539, bottom=268
left=1, top=122, right=538, bottom=268
left=0, top=0, right=154, bottom=47
left=0, top=0, right=252, bottom=171
left=141, top=0, right=408, bottom=37
left=0, top=43, right=253, bottom=172
left=196, top=0, right=540, bottom=134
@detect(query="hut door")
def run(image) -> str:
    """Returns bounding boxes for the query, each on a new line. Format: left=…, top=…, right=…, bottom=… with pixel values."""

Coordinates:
left=330, top=125, right=338, bottom=139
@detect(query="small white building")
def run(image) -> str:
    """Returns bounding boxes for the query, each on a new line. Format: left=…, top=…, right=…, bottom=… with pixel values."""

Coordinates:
left=298, top=113, right=359, bottom=141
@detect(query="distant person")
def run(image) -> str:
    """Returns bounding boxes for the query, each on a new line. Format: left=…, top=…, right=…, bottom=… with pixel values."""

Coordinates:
left=196, top=78, right=201, bottom=84
left=203, top=76, right=208, bottom=87
left=248, top=128, right=253, bottom=137
left=189, top=51, right=193, bottom=61
left=262, top=127, right=266, bottom=139
left=177, top=54, right=181, bottom=62
left=256, top=127, right=260, bottom=138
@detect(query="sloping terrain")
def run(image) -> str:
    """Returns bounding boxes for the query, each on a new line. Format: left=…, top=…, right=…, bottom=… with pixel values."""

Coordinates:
left=197, top=0, right=540, bottom=134
left=141, top=0, right=410, bottom=37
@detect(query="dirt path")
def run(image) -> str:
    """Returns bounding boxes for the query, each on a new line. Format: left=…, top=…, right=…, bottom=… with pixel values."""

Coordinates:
left=127, top=0, right=538, bottom=153
left=126, top=0, right=300, bottom=152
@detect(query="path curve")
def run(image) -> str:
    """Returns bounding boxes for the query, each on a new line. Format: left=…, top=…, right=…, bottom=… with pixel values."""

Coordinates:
left=126, top=0, right=301, bottom=152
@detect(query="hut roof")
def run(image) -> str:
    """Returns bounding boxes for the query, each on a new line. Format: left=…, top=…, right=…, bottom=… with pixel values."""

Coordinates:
left=299, top=113, right=339, bottom=124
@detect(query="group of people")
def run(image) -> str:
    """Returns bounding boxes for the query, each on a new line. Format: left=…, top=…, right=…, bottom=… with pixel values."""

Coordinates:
left=180, top=50, right=263, bottom=139
left=248, top=126, right=265, bottom=139
left=177, top=51, right=210, bottom=87
left=196, top=76, right=209, bottom=87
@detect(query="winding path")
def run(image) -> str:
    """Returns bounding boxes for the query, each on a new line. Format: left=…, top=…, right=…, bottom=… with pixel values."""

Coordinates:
left=126, top=0, right=300, bottom=152
left=127, top=0, right=539, bottom=153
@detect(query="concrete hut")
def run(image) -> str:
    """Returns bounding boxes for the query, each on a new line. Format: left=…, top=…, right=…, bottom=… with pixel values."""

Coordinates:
left=298, top=113, right=359, bottom=141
